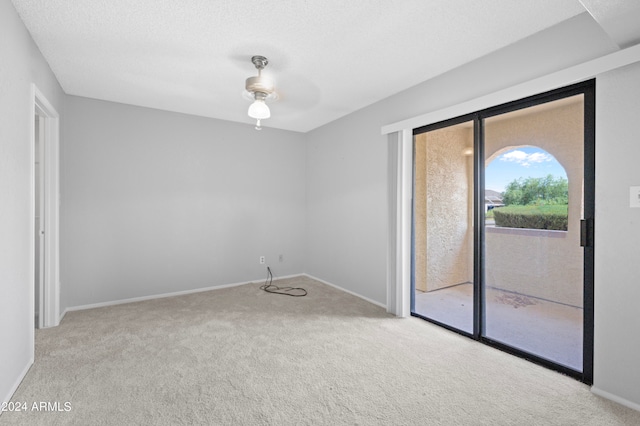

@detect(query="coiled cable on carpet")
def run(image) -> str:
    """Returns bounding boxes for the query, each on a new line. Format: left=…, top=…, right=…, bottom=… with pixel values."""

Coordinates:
left=260, top=266, right=307, bottom=297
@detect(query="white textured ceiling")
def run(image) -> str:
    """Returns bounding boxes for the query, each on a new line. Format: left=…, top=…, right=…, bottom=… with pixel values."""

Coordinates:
left=12, top=0, right=591, bottom=132
left=578, top=0, right=640, bottom=48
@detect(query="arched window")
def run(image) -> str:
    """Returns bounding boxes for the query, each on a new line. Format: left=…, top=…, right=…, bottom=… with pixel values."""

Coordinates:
left=485, top=146, right=568, bottom=231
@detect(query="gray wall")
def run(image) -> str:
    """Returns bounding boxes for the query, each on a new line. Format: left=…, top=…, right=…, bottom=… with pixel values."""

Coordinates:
left=305, top=12, right=640, bottom=407
left=594, top=61, right=640, bottom=407
left=305, top=110, right=388, bottom=303
left=0, top=0, right=65, bottom=404
left=61, top=96, right=306, bottom=309
left=306, top=12, right=615, bottom=304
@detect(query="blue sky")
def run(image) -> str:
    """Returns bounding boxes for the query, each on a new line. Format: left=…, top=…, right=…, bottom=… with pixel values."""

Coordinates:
left=485, top=147, right=566, bottom=193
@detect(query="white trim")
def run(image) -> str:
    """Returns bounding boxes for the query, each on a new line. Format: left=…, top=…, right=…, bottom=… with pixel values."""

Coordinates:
left=400, top=130, right=413, bottom=317
left=36, top=115, right=45, bottom=329
left=381, top=43, right=640, bottom=135
left=396, top=130, right=413, bottom=317
left=385, top=130, right=413, bottom=317
left=63, top=275, right=300, bottom=313
left=266, top=272, right=310, bottom=283
left=304, top=274, right=387, bottom=309
left=28, top=89, right=36, bottom=363
left=31, top=84, right=61, bottom=329
left=386, top=133, right=399, bottom=315
left=1, top=358, right=33, bottom=406
left=62, top=273, right=388, bottom=318
left=591, top=387, right=640, bottom=413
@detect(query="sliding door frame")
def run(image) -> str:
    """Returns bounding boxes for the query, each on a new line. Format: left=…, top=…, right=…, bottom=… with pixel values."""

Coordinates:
left=411, top=112, right=477, bottom=338
left=410, top=80, right=595, bottom=384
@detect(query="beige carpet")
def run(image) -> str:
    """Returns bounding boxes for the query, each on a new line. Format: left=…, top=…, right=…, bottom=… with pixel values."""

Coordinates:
left=2, top=276, right=639, bottom=425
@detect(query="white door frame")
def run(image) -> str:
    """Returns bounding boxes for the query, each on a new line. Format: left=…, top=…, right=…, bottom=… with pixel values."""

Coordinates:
left=35, top=115, right=45, bottom=328
left=31, top=84, right=60, bottom=328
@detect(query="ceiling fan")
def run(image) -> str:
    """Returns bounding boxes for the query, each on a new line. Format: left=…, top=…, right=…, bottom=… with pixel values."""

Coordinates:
left=244, top=55, right=278, bottom=130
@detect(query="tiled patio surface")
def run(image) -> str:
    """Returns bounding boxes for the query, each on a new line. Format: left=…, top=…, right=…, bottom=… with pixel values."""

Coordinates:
left=414, top=283, right=583, bottom=371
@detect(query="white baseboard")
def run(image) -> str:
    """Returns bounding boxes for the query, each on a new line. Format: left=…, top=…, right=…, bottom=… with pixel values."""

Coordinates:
left=57, top=272, right=385, bottom=319
left=65, top=275, right=298, bottom=313
left=256, top=271, right=307, bottom=284
left=2, top=357, right=33, bottom=406
left=591, top=387, right=640, bottom=413
left=303, top=273, right=387, bottom=309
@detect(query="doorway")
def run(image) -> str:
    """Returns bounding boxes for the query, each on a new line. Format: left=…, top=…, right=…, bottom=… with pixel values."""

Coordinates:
left=411, top=81, right=594, bottom=383
left=35, top=114, right=44, bottom=328
left=31, top=84, right=61, bottom=329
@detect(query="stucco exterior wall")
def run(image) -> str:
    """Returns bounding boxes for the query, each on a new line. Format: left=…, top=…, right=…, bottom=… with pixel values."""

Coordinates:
left=415, top=125, right=474, bottom=292
left=484, top=99, right=584, bottom=307
left=414, top=99, right=583, bottom=306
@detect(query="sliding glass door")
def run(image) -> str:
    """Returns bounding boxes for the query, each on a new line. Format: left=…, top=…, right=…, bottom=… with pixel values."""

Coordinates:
left=482, top=95, right=586, bottom=371
left=411, top=82, right=594, bottom=383
left=412, top=119, right=475, bottom=334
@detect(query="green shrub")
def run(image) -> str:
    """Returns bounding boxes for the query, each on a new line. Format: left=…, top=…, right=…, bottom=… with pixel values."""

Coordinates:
left=492, top=205, right=568, bottom=231
left=503, top=175, right=568, bottom=206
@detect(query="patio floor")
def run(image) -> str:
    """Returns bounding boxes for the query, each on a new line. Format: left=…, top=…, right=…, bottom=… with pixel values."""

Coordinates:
left=414, top=283, right=583, bottom=371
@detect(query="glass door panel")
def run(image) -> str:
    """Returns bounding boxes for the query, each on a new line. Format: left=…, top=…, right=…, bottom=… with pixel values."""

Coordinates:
left=482, top=95, right=584, bottom=371
left=412, top=120, right=475, bottom=334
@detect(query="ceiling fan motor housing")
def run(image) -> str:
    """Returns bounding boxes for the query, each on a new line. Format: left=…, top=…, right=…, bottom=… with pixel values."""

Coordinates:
left=246, top=55, right=274, bottom=97
left=245, top=76, right=274, bottom=96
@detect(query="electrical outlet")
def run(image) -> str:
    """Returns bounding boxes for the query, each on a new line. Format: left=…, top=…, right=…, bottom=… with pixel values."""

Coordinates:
left=279, top=254, right=284, bottom=262
left=259, top=256, right=265, bottom=264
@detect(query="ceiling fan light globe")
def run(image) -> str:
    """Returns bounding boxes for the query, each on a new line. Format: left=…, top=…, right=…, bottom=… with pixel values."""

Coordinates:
left=248, top=99, right=270, bottom=119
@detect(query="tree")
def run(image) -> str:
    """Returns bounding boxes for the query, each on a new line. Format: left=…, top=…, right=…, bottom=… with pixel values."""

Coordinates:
left=502, top=174, right=568, bottom=206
